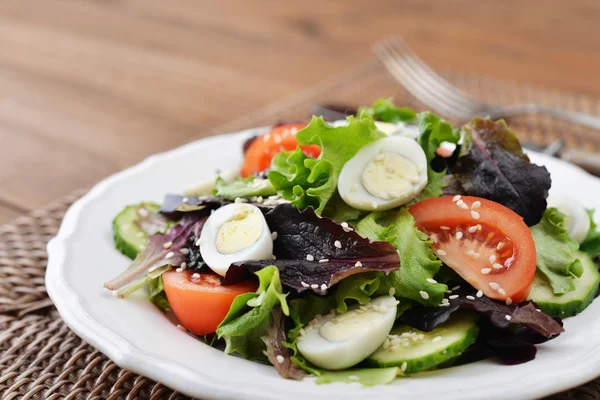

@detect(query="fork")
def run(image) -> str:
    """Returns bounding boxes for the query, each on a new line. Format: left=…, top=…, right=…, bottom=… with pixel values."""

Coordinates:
left=373, top=37, right=600, bottom=130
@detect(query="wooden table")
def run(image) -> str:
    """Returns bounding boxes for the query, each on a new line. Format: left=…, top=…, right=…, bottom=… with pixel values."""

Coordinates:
left=1, top=0, right=599, bottom=224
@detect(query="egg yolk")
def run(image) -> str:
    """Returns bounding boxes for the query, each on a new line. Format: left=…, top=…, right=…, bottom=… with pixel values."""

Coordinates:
left=216, top=206, right=263, bottom=254
left=361, top=153, right=420, bottom=200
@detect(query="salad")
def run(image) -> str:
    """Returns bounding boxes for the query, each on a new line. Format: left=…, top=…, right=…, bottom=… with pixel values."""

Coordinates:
left=104, top=99, right=600, bottom=386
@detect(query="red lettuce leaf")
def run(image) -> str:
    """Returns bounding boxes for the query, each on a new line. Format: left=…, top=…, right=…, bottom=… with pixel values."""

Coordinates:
left=105, top=213, right=208, bottom=291
left=449, top=118, right=551, bottom=225
left=262, top=308, right=307, bottom=380
left=223, top=204, right=400, bottom=294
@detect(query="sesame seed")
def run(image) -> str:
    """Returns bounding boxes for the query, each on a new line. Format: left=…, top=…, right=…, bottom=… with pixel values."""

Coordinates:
left=449, top=294, right=459, bottom=300
left=298, top=328, right=306, bottom=336
left=355, top=261, right=363, bottom=267
left=163, top=241, right=173, bottom=249
left=334, top=240, right=342, bottom=249
left=489, top=255, right=496, bottom=264
left=177, top=324, right=187, bottom=332
left=505, top=315, right=512, bottom=321
left=452, top=195, right=461, bottom=202
left=430, top=234, right=438, bottom=243
left=437, top=249, right=447, bottom=256
left=180, top=262, right=187, bottom=270
left=175, top=268, right=182, bottom=273
left=441, top=298, right=450, bottom=304
left=165, top=251, right=174, bottom=260
left=471, top=211, right=480, bottom=219
left=481, top=268, right=491, bottom=274
left=505, top=298, right=513, bottom=305
left=276, top=355, right=285, bottom=364
left=310, top=284, right=319, bottom=289
left=138, top=208, right=149, bottom=217
left=319, top=259, right=329, bottom=263
left=192, top=273, right=200, bottom=279
left=271, top=231, right=278, bottom=240
left=306, top=254, right=314, bottom=261
left=388, top=190, right=399, bottom=198
left=182, top=197, right=190, bottom=203
left=492, top=263, right=504, bottom=270
left=439, top=302, right=450, bottom=307
left=456, top=231, right=463, bottom=240
left=195, top=238, right=202, bottom=247
left=360, top=305, right=369, bottom=312
left=389, top=344, right=399, bottom=352
left=389, top=287, right=396, bottom=296
left=180, top=248, right=190, bottom=255
left=468, top=226, right=478, bottom=233
left=401, top=362, right=408, bottom=372
left=466, top=249, right=475, bottom=256
left=476, top=290, right=483, bottom=298
left=419, top=291, right=430, bottom=300
left=489, top=282, right=500, bottom=290
left=341, top=222, right=354, bottom=232
left=234, top=197, right=248, bottom=204
left=440, top=226, right=450, bottom=230
left=477, top=224, right=482, bottom=231
left=460, top=203, right=469, bottom=210
left=473, top=252, right=480, bottom=258
left=432, top=336, right=443, bottom=343
left=471, top=201, right=481, bottom=210
left=497, top=242, right=505, bottom=250
left=466, top=295, right=475, bottom=300
left=426, top=278, right=437, bottom=284
left=498, top=288, right=506, bottom=296
left=320, top=284, right=328, bottom=291
left=452, top=286, right=461, bottom=291
left=371, top=201, right=378, bottom=209
left=456, top=199, right=465, bottom=206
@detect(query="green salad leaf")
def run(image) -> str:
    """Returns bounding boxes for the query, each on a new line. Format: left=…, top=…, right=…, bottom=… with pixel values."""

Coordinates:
left=356, top=208, right=448, bottom=306
left=531, top=208, right=584, bottom=295
left=294, top=114, right=385, bottom=214
left=316, top=367, right=403, bottom=386
left=268, top=148, right=321, bottom=210
left=409, top=112, right=460, bottom=204
left=148, top=276, right=170, bottom=310
left=214, top=176, right=276, bottom=200
left=580, top=209, right=600, bottom=259
left=357, top=98, right=416, bottom=123
left=216, top=266, right=289, bottom=359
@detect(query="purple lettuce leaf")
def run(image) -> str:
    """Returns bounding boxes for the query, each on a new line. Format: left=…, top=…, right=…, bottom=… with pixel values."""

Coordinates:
left=160, top=194, right=276, bottom=216
left=134, top=205, right=171, bottom=235
left=223, top=204, right=400, bottom=294
left=448, top=118, right=551, bottom=225
left=262, top=308, right=307, bottom=380
left=105, top=213, right=208, bottom=293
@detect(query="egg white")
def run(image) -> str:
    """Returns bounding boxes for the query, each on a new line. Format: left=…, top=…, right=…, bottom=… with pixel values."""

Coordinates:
left=338, top=136, right=428, bottom=211
left=296, top=295, right=398, bottom=370
left=199, top=203, right=273, bottom=276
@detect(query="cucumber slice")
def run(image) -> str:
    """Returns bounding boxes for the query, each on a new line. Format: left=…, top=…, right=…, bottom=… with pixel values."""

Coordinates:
left=528, top=251, right=600, bottom=318
left=366, top=312, right=478, bottom=374
left=113, top=203, right=161, bottom=259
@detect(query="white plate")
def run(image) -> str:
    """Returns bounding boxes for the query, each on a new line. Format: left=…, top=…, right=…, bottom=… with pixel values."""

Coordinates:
left=47, top=127, right=600, bottom=400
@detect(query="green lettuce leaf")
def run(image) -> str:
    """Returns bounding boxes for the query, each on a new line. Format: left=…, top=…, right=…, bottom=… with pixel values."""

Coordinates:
left=216, top=266, right=289, bottom=359
left=294, top=115, right=385, bottom=214
left=356, top=208, right=448, bottom=305
left=357, top=98, right=416, bottom=123
left=409, top=112, right=460, bottom=204
left=214, top=176, right=276, bottom=200
left=580, top=209, right=600, bottom=259
left=531, top=208, right=584, bottom=295
left=148, top=276, right=170, bottom=310
left=316, top=367, right=402, bottom=386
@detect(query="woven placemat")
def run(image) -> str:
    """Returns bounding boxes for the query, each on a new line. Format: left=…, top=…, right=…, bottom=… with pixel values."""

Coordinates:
left=2, top=59, right=600, bottom=400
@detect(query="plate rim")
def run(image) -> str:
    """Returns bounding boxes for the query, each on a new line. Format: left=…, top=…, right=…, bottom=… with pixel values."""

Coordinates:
left=46, top=127, right=600, bottom=400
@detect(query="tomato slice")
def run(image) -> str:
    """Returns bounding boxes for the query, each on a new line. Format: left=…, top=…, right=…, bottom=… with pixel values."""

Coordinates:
left=162, top=271, right=258, bottom=335
left=409, top=196, right=536, bottom=304
left=241, top=123, right=320, bottom=177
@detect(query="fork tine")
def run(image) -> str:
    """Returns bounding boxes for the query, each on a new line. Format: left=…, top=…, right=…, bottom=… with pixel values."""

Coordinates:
left=388, top=37, right=481, bottom=111
left=374, top=41, right=468, bottom=120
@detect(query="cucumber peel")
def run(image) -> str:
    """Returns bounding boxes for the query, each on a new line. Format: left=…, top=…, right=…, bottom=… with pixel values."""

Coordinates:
left=528, top=251, right=600, bottom=318
left=113, top=202, right=161, bottom=259
left=366, top=312, right=478, bottom=374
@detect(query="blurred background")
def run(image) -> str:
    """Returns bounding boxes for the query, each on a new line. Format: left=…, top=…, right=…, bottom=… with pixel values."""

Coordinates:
left=1, top=0, right=599, bottom=224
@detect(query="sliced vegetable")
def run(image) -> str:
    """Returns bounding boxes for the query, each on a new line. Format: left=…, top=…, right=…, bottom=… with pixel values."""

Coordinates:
left=163, top=271, right=258, bottom=335
left=113, top=202, right=161, bottom=259
left=409, top=196, right=536, bottom=303
left=529, top=252, right=600, bottom=317
left=315, top=367, right=401, bottom=386
left=241, top=123, right=317, bottom=177
left=449, top=118, right=551, bottom=226
left=367, top=312, right=478, bottom=373
left=531, top=208, right=583, bottom=295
